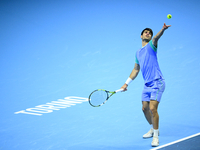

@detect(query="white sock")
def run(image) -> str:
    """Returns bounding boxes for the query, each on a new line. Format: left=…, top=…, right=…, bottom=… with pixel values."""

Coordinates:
left=154, top=129, right=159, bottom=137
left=150, top=124, right=153, bottom=130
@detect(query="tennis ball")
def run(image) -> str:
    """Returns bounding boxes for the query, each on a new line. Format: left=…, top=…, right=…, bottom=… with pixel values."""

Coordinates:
left=167, top=14, right=172, bottom=19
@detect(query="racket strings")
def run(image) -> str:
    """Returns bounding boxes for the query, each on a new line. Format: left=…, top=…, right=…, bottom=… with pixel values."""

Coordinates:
left=89, top=90, right=108, bottom=106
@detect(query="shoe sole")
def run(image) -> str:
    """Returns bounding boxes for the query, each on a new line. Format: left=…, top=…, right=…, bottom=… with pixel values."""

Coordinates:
left=143, top=136, right=153, bottom=139
left=143, top=133, right=160, bottom=139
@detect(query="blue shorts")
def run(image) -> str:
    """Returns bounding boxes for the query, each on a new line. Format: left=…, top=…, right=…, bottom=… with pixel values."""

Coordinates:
left=142, top=79, right=165, bottom=102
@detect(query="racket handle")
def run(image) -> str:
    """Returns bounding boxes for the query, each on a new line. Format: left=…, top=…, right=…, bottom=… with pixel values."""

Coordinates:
left=115, top=89, right=124, bottom=93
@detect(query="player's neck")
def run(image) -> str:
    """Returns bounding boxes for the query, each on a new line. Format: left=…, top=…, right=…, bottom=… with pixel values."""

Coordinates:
left=142, top=39, right=150, bottom=47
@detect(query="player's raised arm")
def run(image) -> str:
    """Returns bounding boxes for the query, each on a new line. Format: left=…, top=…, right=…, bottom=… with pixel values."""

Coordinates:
left=152, top=23, right=171, bottom=47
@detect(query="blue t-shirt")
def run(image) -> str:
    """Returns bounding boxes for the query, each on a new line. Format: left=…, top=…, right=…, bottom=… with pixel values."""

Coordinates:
left=135, top=40, right=164, bottom=84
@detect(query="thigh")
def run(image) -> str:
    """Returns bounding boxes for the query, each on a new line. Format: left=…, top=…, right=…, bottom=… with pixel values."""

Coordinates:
left=150, top=79, right=165, bottom=102
left=142, top=85, right=151, bottom=102
left=150, top=100, right=159, bottom=110
left=142, top=101, right=150, bottom=110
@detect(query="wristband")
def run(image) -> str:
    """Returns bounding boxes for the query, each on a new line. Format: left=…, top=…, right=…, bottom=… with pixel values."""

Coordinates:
left=125, top=77, right=133, bottom=85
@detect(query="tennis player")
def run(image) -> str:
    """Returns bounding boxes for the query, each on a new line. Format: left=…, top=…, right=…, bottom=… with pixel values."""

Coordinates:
left=121, top=23, right=171, bottom=147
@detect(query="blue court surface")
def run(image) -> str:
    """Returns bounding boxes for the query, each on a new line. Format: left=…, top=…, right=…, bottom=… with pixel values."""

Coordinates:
left=1, top=0, right=200, bottom=150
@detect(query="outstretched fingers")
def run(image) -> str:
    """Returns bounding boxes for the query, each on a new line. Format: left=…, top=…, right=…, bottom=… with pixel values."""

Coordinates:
left=163, top=23, right=171, bottom=29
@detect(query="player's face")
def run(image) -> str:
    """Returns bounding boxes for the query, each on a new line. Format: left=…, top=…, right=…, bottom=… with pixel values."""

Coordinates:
left=141, top=30, right=152, bottom=41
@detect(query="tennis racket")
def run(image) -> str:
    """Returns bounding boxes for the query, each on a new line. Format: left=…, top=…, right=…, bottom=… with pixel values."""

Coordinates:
left=88, top=89, right=123, bottom=107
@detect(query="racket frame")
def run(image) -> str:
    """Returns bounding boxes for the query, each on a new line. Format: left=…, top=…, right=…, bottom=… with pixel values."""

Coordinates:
left=88, top=89, right=122, bottom=107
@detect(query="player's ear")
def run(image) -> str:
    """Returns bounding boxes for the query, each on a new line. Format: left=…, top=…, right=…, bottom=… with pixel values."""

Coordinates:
left=141, top=35, right=143, bottom=39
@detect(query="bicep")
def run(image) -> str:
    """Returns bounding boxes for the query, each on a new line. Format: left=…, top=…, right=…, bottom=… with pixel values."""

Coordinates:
left=129, top=63, right=140, bottom=79
left=152, top=37, right=158, bottom=48
left=134, top=63, right=140, bottom=71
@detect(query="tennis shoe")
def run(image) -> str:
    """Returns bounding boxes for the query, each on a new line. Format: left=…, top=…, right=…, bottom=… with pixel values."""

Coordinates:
left=143, top=128, right=154, bottom=138
left=151, top=136, right=159, bottom=147
left=143, top=128, right=159, bottom=138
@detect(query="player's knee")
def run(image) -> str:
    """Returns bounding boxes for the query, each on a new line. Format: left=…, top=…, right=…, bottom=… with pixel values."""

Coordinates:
left=142, top=107, right=145, bottom=112
left=142, top=105, right=149, bottom=113
left=150, top=106, right=157, bottom=115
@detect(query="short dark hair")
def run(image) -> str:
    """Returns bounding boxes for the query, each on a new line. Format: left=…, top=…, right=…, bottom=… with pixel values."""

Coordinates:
left=141, top=28, right=153, bottom=37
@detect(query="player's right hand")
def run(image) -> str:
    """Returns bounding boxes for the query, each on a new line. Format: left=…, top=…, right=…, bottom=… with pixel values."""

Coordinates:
left=121, top=84, right=128, bottom=92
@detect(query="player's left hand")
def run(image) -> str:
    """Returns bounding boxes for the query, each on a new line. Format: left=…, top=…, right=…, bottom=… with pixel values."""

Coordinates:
left=163, top=23, right=171, bottom=30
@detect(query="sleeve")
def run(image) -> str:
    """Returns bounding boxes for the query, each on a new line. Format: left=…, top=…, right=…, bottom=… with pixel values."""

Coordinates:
left=149, top=40, right=157, bottom=52
left=135, top=52, right=139, bottom=64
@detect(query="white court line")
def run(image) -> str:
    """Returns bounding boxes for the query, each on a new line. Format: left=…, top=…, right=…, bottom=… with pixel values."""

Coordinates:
left=150, top=132, right=200, bottom=150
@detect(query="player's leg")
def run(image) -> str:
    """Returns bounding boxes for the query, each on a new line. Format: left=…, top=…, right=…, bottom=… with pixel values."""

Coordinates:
left=142, top=101, right=152, bottom=125
left=142, top=85, right=154, bottom=138
left=141, top=84, right=152, bottom=125
left=150, top=100, right=160, bottom=147
left=150, top=79, right=165, bottom=147
left=149, top=100, right=159, bottom=129
left=150, top=79, right=165, bottom=130
left=142, top=101, right=155, bottom=138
